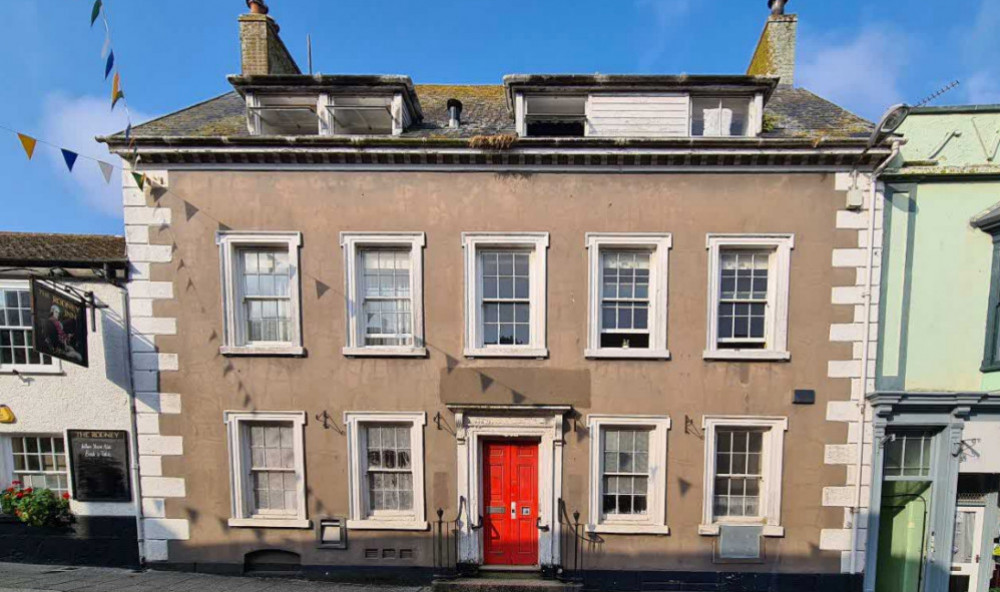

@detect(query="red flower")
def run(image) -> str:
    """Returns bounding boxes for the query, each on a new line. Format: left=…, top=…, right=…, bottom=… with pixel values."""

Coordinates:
left=62, top=493, right=71, bottom=500
left=15, top=492, right=23, bottom=499
left=23, top=488, right=32, bottom=494
left=11, top=480, right=20, bottom=486
left=5, top=487, right=13, bottom=494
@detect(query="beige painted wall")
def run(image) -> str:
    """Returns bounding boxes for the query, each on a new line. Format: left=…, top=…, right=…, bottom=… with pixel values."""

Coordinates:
left=147, top=170, right=856, bottom=572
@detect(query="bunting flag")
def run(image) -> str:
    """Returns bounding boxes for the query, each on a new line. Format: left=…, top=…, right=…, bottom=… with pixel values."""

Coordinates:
left=100, top=32, right=111, bottom=59
left=16, top=133, right=37, bottom=160
left=61, top=149, right=78, bottom=172
left=97, top=161, right=114, bottom=183
left=132, top=172, right=145, bottom=190
left=90, top=0, right=103, bottom=26
left=111, top=72, right=122, bottom=109
left=104, top=51, right=114, bottom=79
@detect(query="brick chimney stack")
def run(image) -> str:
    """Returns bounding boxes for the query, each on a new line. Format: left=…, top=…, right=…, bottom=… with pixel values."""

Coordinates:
left=746, top=1, right=797, bottom=86
left=238, top=0, right=301, bottom=76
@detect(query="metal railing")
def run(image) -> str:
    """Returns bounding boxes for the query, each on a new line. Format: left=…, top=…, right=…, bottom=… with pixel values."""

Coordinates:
left=556, top=499, right=602, bottom=583
left=433, top=496, right=481, bottom=579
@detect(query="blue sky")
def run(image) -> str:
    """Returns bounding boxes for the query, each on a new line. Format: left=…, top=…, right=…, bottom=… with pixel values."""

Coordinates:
left=2, top=0, right=999, bottom=237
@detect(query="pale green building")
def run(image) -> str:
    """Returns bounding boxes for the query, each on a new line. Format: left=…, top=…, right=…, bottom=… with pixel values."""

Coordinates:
left=867, top=105, right=1000, bottom=592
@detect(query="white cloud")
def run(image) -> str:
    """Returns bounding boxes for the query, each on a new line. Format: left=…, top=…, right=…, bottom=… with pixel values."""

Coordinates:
left=959, top=0, right=1000, bottom=105
left=798, top=26, right=909, bottom=121
left=635, top=0, right=691, bottom=71
left=39, top=93, right=152, bottom=218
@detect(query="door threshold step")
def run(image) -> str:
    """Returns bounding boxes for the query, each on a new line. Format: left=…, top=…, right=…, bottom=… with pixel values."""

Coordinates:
left=432, top=577, right=583, bottom=592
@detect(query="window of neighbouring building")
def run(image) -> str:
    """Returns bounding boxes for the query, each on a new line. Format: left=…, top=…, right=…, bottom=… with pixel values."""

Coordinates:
left=0, top=282, right=55, bottom=373
left=7, top=436, right=69, bottom=496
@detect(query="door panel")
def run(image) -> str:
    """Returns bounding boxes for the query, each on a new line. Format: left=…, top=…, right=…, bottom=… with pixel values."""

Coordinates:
left=482, top=440, right=539, bottom=566
left=950, top=507, right=984, bottom=592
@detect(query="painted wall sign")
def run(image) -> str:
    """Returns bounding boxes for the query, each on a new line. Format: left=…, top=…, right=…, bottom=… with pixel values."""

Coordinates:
left=958, top=422, right=1000, bottom=473
left=67, top=430, right=131, bottom=502
left=29, top=280, right=88, bottom=367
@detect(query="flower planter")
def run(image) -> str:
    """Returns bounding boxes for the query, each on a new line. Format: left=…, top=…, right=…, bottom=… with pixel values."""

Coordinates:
left=0, top=515, right=138, bottom=567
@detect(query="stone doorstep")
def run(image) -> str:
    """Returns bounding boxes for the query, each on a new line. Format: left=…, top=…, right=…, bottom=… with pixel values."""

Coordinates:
left=433, top=577, right=583, bottom=592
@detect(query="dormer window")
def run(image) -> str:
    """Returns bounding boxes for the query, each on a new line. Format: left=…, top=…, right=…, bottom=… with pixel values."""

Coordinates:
left=690, top=97, right=751, bottom=137
left=523, top=96, right=586, bottom=137
left=247, top=94, right=320, bottom=136
left=326, top=97, right=394, bottom=135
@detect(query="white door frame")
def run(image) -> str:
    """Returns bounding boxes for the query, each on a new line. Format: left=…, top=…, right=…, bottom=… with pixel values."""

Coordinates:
left=450, top=404, right=569, bottom=568
left=952, top=506, right=985, bottom=592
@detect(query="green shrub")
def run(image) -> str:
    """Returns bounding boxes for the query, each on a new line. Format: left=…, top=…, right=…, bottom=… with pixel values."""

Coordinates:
left=0, top=482, right=72, bottom=528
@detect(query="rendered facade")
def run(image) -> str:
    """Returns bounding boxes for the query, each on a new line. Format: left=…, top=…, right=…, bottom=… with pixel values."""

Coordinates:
left=94, top=3, right=895, bottom=589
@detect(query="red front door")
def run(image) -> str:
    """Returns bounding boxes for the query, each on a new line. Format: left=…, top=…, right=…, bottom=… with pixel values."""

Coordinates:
left=483, top=440, right=539, bottom=566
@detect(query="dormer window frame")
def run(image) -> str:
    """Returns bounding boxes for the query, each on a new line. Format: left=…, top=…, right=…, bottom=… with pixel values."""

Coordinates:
left=246, top=91, right=411, bottom=137
left=688, top=94, right=762, bottom=138
left=513, top=90, right=765, bottom=139
left=245, top=92, right=323, bottom=136
left=319, top=93, right=409, bottom=137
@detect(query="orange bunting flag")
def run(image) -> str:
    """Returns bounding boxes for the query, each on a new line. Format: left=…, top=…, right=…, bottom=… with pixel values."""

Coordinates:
left=111, top=72, right=122, bottom=109
left=16, top=133, right=37, bottom=160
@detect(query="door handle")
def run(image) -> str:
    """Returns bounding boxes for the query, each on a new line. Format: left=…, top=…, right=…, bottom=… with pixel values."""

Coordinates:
left=511, top=501, right=516, bottom=519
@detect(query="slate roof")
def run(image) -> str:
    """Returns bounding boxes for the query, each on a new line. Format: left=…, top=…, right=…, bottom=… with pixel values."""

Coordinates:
left=122, top=84, right=872, bottom=141
left=0, top=232, right=127, bottom=267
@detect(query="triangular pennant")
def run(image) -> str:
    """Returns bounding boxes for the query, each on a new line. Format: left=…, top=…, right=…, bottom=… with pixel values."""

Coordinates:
left=16, top=134, right=36, bottom=160
left=104, top=51, right=114, bottom=79
left=112, top=90, right=124, bottom=110
left=60, top=149, right=78, bottom=172
left=100, top=31, right=111, bottom=59
left=90, top=0, right=102, bottom=26
left=315, top=279, right=330, bottom=299
left=183, top=200, right=199, bottom=221
left=479, top=372, right=494, bottom=392
left=111, top=72, right=122, bottom=109
left=131, top=172, right=145, bottom=190
left=97, top=161, right=114, bottom=183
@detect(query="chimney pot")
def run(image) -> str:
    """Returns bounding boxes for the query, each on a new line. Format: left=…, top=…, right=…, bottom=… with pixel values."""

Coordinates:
left=246, top=0, right=269, bottom=15
left=768, top=0, right=787, bottom=16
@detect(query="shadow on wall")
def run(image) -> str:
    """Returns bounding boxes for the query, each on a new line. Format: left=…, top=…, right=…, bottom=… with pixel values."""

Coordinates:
left=100, top=297, right=132, bottom=392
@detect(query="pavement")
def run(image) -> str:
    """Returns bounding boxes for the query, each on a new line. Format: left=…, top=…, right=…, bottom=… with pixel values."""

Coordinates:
left=0, top=563, right=428, bottom=592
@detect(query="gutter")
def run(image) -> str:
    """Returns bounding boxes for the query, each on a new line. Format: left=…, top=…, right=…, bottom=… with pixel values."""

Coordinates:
left=849, top=138, right=903, bottom=575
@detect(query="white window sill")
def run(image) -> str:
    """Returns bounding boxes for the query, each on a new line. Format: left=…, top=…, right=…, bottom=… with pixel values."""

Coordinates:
left=464, top=347, right=548, bottom=359
left=585, top=348, right=671, bottom=360
left=347, top=519, right=429, bottom=531
left=342, top=346, right=428, bottom=358
left=228, top=517, right=311, bottom=529
left=0, top=365, right=64, bottom=376
left=220, top=345, right=305, bottom=357
left=698, top=523, right=784, bottom=537
left=702, top=349, right=790, bottom=361
left=589, top=523, right=670, bottom=535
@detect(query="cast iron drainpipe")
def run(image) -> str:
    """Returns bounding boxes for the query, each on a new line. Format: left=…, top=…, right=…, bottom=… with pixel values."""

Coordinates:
left=119, top=286, right=147, bottom=566
left=849, top=138, right=904, bottom=574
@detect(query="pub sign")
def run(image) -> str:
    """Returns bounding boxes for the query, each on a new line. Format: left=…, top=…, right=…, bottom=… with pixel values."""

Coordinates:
left=30, top=279, right=88, bottom=367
